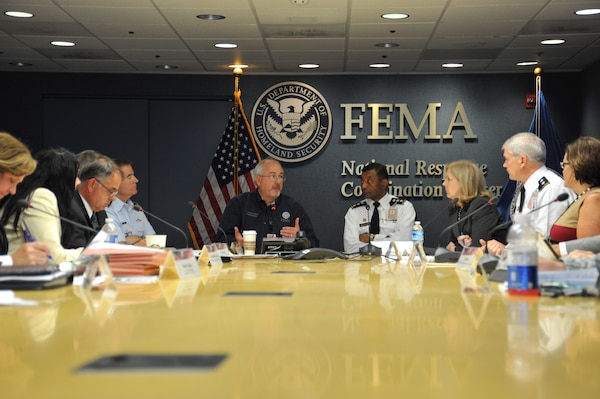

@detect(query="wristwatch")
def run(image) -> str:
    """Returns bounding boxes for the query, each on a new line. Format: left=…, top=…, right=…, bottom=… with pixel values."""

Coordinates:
left=369, top=233, right=375, bottom=241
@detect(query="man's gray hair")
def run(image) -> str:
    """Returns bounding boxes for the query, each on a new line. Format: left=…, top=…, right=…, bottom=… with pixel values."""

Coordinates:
left=254, top=157, right=282, bottom=178
left=502, top=132, right=546, bottom=164
left=79, top=157, right=119, bottom=183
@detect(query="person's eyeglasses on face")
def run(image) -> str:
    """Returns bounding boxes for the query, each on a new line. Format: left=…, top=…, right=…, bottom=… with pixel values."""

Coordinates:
left=560, top=161, right=570, bottom=169
left=260, top=174, right=286, bottom=182
left=94, top=178, right=119, bottom=197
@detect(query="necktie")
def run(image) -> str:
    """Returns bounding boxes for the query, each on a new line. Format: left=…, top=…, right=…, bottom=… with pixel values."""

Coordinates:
left=510, top=182, right=525, bottom=218
left=370, top=202, right=380, bottom=234
left=517, top=185, right=526, bottom=213
left=90, top=212, right=100, bottom=229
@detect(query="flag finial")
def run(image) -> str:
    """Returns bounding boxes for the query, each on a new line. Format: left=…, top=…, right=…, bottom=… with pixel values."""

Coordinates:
left=534, top=66, right=543, bottom=76
left=233, top=67, right=243, bottom=77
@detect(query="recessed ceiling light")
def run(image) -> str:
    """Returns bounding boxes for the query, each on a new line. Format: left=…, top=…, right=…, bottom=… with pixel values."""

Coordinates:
left=228, top=64, right=248, bottom=69
left=375, top=43, right=399, bottom=48
left=541, top=39, right=565, bottom=45
left=516, top=61, right=538, bottom=66
left=51, top=41, right=76, bottom=47
left=214, top=43, right=237, bottom=49
left=4, top=11, right=34, bottom=18
left=9, top=62, right=32, bottom=67
left=381, top=13, right=409, bottom=20
left=156, top=64, right=178, bottom=70
left=196, top=14, right=225, bottom=20
left=575, top=9, right=600, bottom=16
left=369, top=63, right=390, bottom=68
left=442, top=63, right=463, bottom=68
left=299, top=63, right=319, bottom=69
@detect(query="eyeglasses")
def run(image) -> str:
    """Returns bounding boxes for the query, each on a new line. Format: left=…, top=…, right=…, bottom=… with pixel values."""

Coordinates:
left=260, top=174, right=286, bottom=182
left=94, top=178, right=119, bottom=196
left=560, top=161, right=570, bottom=169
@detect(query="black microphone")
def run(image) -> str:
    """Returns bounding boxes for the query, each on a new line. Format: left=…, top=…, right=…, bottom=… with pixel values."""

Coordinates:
left=423, top=198, right=458, bottom=230
left=17, top=199, right=99, bottom=234
left=359, top=203, right=382, bottom=256
left=187, top=201, right=230, bottom=250
left=437, top=196, right=500, bottom=246
left=133, top=203, right=189, bottom=248
left=488, top=192, right=571, bottom=236
left=268, top=201, right=276, bottom=234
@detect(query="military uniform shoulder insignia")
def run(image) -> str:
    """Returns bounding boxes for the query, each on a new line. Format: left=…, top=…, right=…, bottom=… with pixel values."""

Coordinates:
left=537, top=176, right=550, bottom=191
left=389, top=197, right=405, bottom=206
left=351, top=201, right=368, bottom=209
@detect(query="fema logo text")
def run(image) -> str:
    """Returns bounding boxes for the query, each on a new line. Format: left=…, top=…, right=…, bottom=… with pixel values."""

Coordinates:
left=251, top=81, right=332, bottom=163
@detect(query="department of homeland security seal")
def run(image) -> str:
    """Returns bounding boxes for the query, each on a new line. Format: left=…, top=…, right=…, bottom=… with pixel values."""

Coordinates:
left=251, top=81, right=332, bottom=163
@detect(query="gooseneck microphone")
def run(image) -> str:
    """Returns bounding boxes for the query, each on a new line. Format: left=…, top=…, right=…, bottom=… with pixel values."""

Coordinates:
left=423, top=198, right=459, bottom=230
left=133, top=203, right=189, bottom=248
left=16, top=199, right=99, bottom=234
left=437, top=196, right=500, bottom=246
left=488, top=192, right=570, bottom=236
left=187, top=201, right=230, bottom=249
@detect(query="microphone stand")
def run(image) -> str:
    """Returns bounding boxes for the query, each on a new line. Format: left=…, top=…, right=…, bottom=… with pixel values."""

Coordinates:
left=488, top=192, right=571, bottom=236
left=434, top=196, right=499, bottom=262
left=133, top=203, right=189, bottom=248
left=17, top=199, right=99, bottom=234
left=187, top=201, right=231, bottom=251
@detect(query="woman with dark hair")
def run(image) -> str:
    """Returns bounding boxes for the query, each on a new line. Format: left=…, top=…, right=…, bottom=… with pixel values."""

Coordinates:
left=0, top=147, right=82, bottom=263
left=550, top=136, right=600, bottom=243
left=441, top=160, right=507, bottom=251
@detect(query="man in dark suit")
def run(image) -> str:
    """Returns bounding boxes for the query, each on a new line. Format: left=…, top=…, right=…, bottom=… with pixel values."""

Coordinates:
left=61, top=158, right=122, bottom=249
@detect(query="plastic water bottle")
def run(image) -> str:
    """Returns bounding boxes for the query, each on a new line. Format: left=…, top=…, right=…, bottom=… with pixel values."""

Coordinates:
left=101, top=218, right=120, bottom=243
left=507, top=213, right=539, bottom=296
left=412, top=221, right=424, bottom=246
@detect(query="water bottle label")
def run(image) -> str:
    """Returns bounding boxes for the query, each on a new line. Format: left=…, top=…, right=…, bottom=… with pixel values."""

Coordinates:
left=106, top=234, right=119, bottom=244
left=507, top=265, right=538, bottom=291
left=412, top=231, right=424, bottom=241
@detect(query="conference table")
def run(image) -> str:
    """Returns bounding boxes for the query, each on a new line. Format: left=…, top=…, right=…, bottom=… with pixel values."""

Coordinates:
left=1, top=256, right=599, bottom=399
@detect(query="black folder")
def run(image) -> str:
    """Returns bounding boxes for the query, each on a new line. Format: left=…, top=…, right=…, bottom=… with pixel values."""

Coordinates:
left=0, top=264, right=74, bottom=290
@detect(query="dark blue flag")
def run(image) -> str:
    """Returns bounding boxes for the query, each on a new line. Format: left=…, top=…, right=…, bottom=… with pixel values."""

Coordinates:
left=496, top=90, right=563, bottom=221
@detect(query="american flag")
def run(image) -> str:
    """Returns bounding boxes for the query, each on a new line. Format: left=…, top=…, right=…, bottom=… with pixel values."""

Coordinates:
left=188, top=97, right=261, bottom=248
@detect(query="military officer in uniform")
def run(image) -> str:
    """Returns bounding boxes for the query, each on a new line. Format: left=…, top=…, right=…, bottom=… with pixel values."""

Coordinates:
left=482, top=132, right=575, bottom=255
left=343, top=162, right=416, bottom=254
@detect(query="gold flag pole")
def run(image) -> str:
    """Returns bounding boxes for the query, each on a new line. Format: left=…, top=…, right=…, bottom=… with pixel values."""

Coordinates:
left=534, top=67, right=543, bottom=136
left=233, top=68, right=242, bottom=195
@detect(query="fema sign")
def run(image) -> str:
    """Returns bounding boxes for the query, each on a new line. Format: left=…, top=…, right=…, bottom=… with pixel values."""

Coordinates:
left=251, top=81, right=332, bottom=163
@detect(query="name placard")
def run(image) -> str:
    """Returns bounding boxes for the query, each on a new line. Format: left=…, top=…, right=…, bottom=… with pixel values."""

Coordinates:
left=161, top=249, right=202, bottom=280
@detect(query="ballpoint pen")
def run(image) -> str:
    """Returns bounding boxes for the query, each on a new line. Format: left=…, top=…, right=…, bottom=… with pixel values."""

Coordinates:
left=460, top=231, right=467, bottom=247
left=22, top=222, right=55, bottom=263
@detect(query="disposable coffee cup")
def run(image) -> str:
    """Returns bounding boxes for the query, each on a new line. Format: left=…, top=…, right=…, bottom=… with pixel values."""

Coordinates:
left=146, top=234, right=167, bottom=248
left=242, top=230, right=257, bottom=255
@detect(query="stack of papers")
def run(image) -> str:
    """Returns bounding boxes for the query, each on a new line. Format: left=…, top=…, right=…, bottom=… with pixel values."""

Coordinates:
left=83, top=243, right=168, bottom=276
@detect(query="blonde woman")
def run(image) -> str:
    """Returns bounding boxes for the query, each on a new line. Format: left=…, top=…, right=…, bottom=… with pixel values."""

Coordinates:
left=441, top=160, right=507, bottom=251
left=0, top=132, right=51, bottom=265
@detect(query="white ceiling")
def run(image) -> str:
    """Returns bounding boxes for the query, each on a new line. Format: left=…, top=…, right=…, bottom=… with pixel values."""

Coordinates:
left=0, top=0, right=599, bottom=74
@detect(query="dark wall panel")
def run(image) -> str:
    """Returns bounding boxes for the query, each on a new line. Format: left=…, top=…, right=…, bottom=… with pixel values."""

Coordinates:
left=42, top=98, right=151, bottom=205
left=148, top=100, right=232, bottom=248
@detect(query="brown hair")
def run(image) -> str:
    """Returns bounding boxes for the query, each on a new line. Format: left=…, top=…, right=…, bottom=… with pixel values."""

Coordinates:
left=565, top=136, right=600, bottom=187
